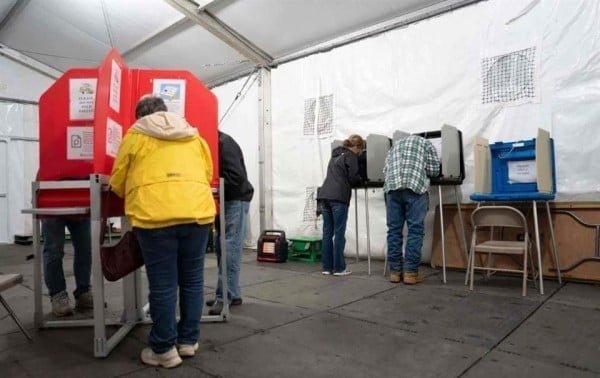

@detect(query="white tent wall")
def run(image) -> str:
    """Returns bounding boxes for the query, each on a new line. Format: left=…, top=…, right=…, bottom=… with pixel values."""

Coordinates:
left=0, top=55, right=52, bottom=243
left=270, top=0, right=600, bottom=261
left=212, top=74, right=260, bottom=248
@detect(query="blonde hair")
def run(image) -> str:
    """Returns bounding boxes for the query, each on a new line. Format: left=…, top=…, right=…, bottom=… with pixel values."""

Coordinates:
left=343, top=134, right=364, bottom=150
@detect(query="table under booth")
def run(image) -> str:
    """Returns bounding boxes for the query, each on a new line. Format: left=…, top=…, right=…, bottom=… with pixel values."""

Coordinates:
left=22, top=49, right=229, bottom=358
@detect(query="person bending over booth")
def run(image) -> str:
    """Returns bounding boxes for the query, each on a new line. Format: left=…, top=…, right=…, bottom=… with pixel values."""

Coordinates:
left=110, top=96, right=215, bottom=368
left=383, top=134, right=439, bottom=285
left=316, top=134, right=365, bottom=276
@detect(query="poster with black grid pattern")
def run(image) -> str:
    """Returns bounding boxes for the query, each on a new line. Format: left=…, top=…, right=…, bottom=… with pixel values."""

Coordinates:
left=303, top=94, right=334, bottom=137
left=302, top=186, right=318, bottom=222
left=482, top=47, right=537, bottom=104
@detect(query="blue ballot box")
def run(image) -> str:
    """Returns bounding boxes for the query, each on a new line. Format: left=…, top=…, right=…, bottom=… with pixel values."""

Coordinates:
left=471, top=128, right=556, bottom=201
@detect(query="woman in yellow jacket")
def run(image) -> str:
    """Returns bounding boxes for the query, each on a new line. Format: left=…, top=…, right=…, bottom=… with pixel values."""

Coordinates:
left=110, top=96, right=215, bottom=368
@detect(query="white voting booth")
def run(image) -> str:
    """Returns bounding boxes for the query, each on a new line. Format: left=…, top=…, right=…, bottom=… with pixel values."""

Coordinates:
left=330, top=125, right=466, bottom=280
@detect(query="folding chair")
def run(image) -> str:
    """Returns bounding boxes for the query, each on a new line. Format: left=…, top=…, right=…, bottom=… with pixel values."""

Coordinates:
left=0, top=273, right=32, bottom=340
left=468, top=206, right=536, bottom=296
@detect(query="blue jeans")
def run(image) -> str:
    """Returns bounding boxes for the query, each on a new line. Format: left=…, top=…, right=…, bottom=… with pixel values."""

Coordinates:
left=385, top=189, right=429, bottom=273
left=215, top=200, right=249, bottom=301
left=135, top=223, right=209, bottom=354
left=319, top=200, right=349, bottom=273
left=42, top=218, right=91, bottom=298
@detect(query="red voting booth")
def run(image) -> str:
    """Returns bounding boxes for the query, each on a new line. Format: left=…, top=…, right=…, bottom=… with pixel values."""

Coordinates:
left=37, top=49, right=219, bottom=209
left=31, top=49, right=224, bottom=358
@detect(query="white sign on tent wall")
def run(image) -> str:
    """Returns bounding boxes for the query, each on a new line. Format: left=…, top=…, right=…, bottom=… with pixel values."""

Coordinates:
left=67, top=126, right=94, bottom=160
left=109, top=60, right=121, bottom=113
left=106, top=118, right=122, bottom=158
left=69, top=78, right=97, bottom=120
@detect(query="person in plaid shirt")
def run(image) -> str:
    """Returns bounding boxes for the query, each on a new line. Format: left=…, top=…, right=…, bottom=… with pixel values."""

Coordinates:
left=383, top=134, right=440, bottom=284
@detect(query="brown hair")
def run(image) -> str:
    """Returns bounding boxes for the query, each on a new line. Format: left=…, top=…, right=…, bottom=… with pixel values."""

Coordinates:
left=343, top=134, right=364, bottom=150
left=135, top=95, right=167, bottom=119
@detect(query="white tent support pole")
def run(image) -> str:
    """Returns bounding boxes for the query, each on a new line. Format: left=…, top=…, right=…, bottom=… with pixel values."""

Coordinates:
left=0, top=0, right=31, bottom=32
left=163, top=0, right=272, bottom=66
left=273, top=0, right=481, bottom=66
left=0, top=43, right=61, bottom=79
left=257, top=68, right=272, bottom=231
left=0, top=97, right=38, bottom=105
left=206, top=66, right=258, bottom=89
left=196, top=0, right=220, bottom=11
left=122, top=17, right=191, bottom=60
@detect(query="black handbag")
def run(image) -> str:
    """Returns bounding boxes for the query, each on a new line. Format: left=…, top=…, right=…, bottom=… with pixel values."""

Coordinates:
left=100, top=228, right=144, bottom=282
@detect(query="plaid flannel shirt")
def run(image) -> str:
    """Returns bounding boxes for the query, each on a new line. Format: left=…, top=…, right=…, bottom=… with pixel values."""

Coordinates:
left=383, top=135, right=440, bottom=194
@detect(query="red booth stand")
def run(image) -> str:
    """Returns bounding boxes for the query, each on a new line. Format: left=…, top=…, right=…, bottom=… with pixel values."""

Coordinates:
left=23, top=49, right=228, bottom=358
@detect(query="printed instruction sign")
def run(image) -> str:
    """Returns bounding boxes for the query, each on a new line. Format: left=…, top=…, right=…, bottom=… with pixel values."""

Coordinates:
left=109, top=60, right=121, bottom=113
left=508, top=160, right=537, bottom=183
left=67, top=126, right=94, bottom=160
left=106, top=118, right=122, bottom=158
left=69, top=78, right=97, bottom=120
left=153, top=79, right=186, bottom=116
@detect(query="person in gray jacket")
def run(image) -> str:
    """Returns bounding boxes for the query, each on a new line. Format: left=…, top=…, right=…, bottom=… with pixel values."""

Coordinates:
left=316, top=134, right=364, bottom=276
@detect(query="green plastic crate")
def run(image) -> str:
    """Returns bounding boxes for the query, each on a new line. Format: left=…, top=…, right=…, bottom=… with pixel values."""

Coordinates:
left=288, top=236, right=322, bottom=263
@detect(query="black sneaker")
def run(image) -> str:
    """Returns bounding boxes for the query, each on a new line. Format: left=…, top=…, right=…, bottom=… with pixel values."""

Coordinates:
left=205, top=298, right=217, bottom=307
left=208, top=301, right=224, bottom=315
left=231, top=298, right=242, bottom=306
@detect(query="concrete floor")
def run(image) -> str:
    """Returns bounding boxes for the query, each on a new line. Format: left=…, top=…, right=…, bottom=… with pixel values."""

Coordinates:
left=0, top=243, right=599, bottom=377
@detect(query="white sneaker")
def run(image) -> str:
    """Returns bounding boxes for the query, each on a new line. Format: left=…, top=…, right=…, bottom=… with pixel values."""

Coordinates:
left=177, top=342, right=199, bottom=357
left=51, top=291, right=73, bottom=317
left=333, top=270, right=352, bottom=276
left=321, top=271, right=332, bottom=275
left=140, top=346, right=182, bottom=368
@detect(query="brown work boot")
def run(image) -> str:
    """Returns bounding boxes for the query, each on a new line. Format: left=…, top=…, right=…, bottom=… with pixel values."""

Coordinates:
left=389, top=271, right=402, bottom=283
left=403, top=271, right=425, bottom=285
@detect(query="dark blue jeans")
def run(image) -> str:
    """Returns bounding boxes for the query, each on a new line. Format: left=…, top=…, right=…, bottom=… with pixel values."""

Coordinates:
left=319, top=200, right=349, bottom=273
left=42, top=218, right=91, bottom=298
left=385, top=189, right=429, bottom=273
left=215, top=200, right=250, bottom=301
left=135, top=223, right=209, bottom=354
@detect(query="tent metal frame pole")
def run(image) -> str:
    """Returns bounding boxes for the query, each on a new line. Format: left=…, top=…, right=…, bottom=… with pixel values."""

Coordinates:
left=164, top=0, right=272, bottom=66
left=257, top=68, right=273, bottom=231
left=0, top=43, right=61, bottom=79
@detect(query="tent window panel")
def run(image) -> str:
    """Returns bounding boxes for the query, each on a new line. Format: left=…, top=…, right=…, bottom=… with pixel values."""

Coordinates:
left=482, top=47, right=536, bottom=104
left=303, top=95, right=334, bottom=136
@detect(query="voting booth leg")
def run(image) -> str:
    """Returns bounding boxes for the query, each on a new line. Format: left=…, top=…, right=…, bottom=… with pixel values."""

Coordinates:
left=354, top=188, right=359, bottom=263
left=201, top=178, right=229, bottom=322
left=90, top=176, right=109, bottom=357
left=545, top=202, right=562, bottom=284
left=364, top=188, right=372, bottom=275
left=454, top=187, right=469, bottom=262
left=31, top=183, right=43, bottom=328
left=532, top=201, right=544, bottom=295
left=438, top=186, right=447, bottom=283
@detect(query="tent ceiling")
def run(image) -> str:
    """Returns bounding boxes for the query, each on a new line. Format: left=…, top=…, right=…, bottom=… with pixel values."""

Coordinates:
left=0, top=0, right=479, bottom=87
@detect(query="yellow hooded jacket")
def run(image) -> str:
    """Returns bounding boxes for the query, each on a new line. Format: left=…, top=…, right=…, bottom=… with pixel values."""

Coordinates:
left=109, top=111, right=216, bottom=229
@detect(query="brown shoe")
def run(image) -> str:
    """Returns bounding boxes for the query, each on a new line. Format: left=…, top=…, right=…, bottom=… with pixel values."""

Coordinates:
left=389, top=271, right=402, bottom=283
left=403, top=271, right=425, bottom=285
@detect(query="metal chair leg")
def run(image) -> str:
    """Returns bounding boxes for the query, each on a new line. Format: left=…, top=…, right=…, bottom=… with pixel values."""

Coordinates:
left=0, top=294, right=32, bottom=341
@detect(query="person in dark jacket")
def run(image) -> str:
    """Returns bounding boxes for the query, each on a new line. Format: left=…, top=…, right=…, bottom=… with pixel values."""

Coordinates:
left=207, top=131, right=254, bottom=315
left=317, top=134, right=364, bottom=276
